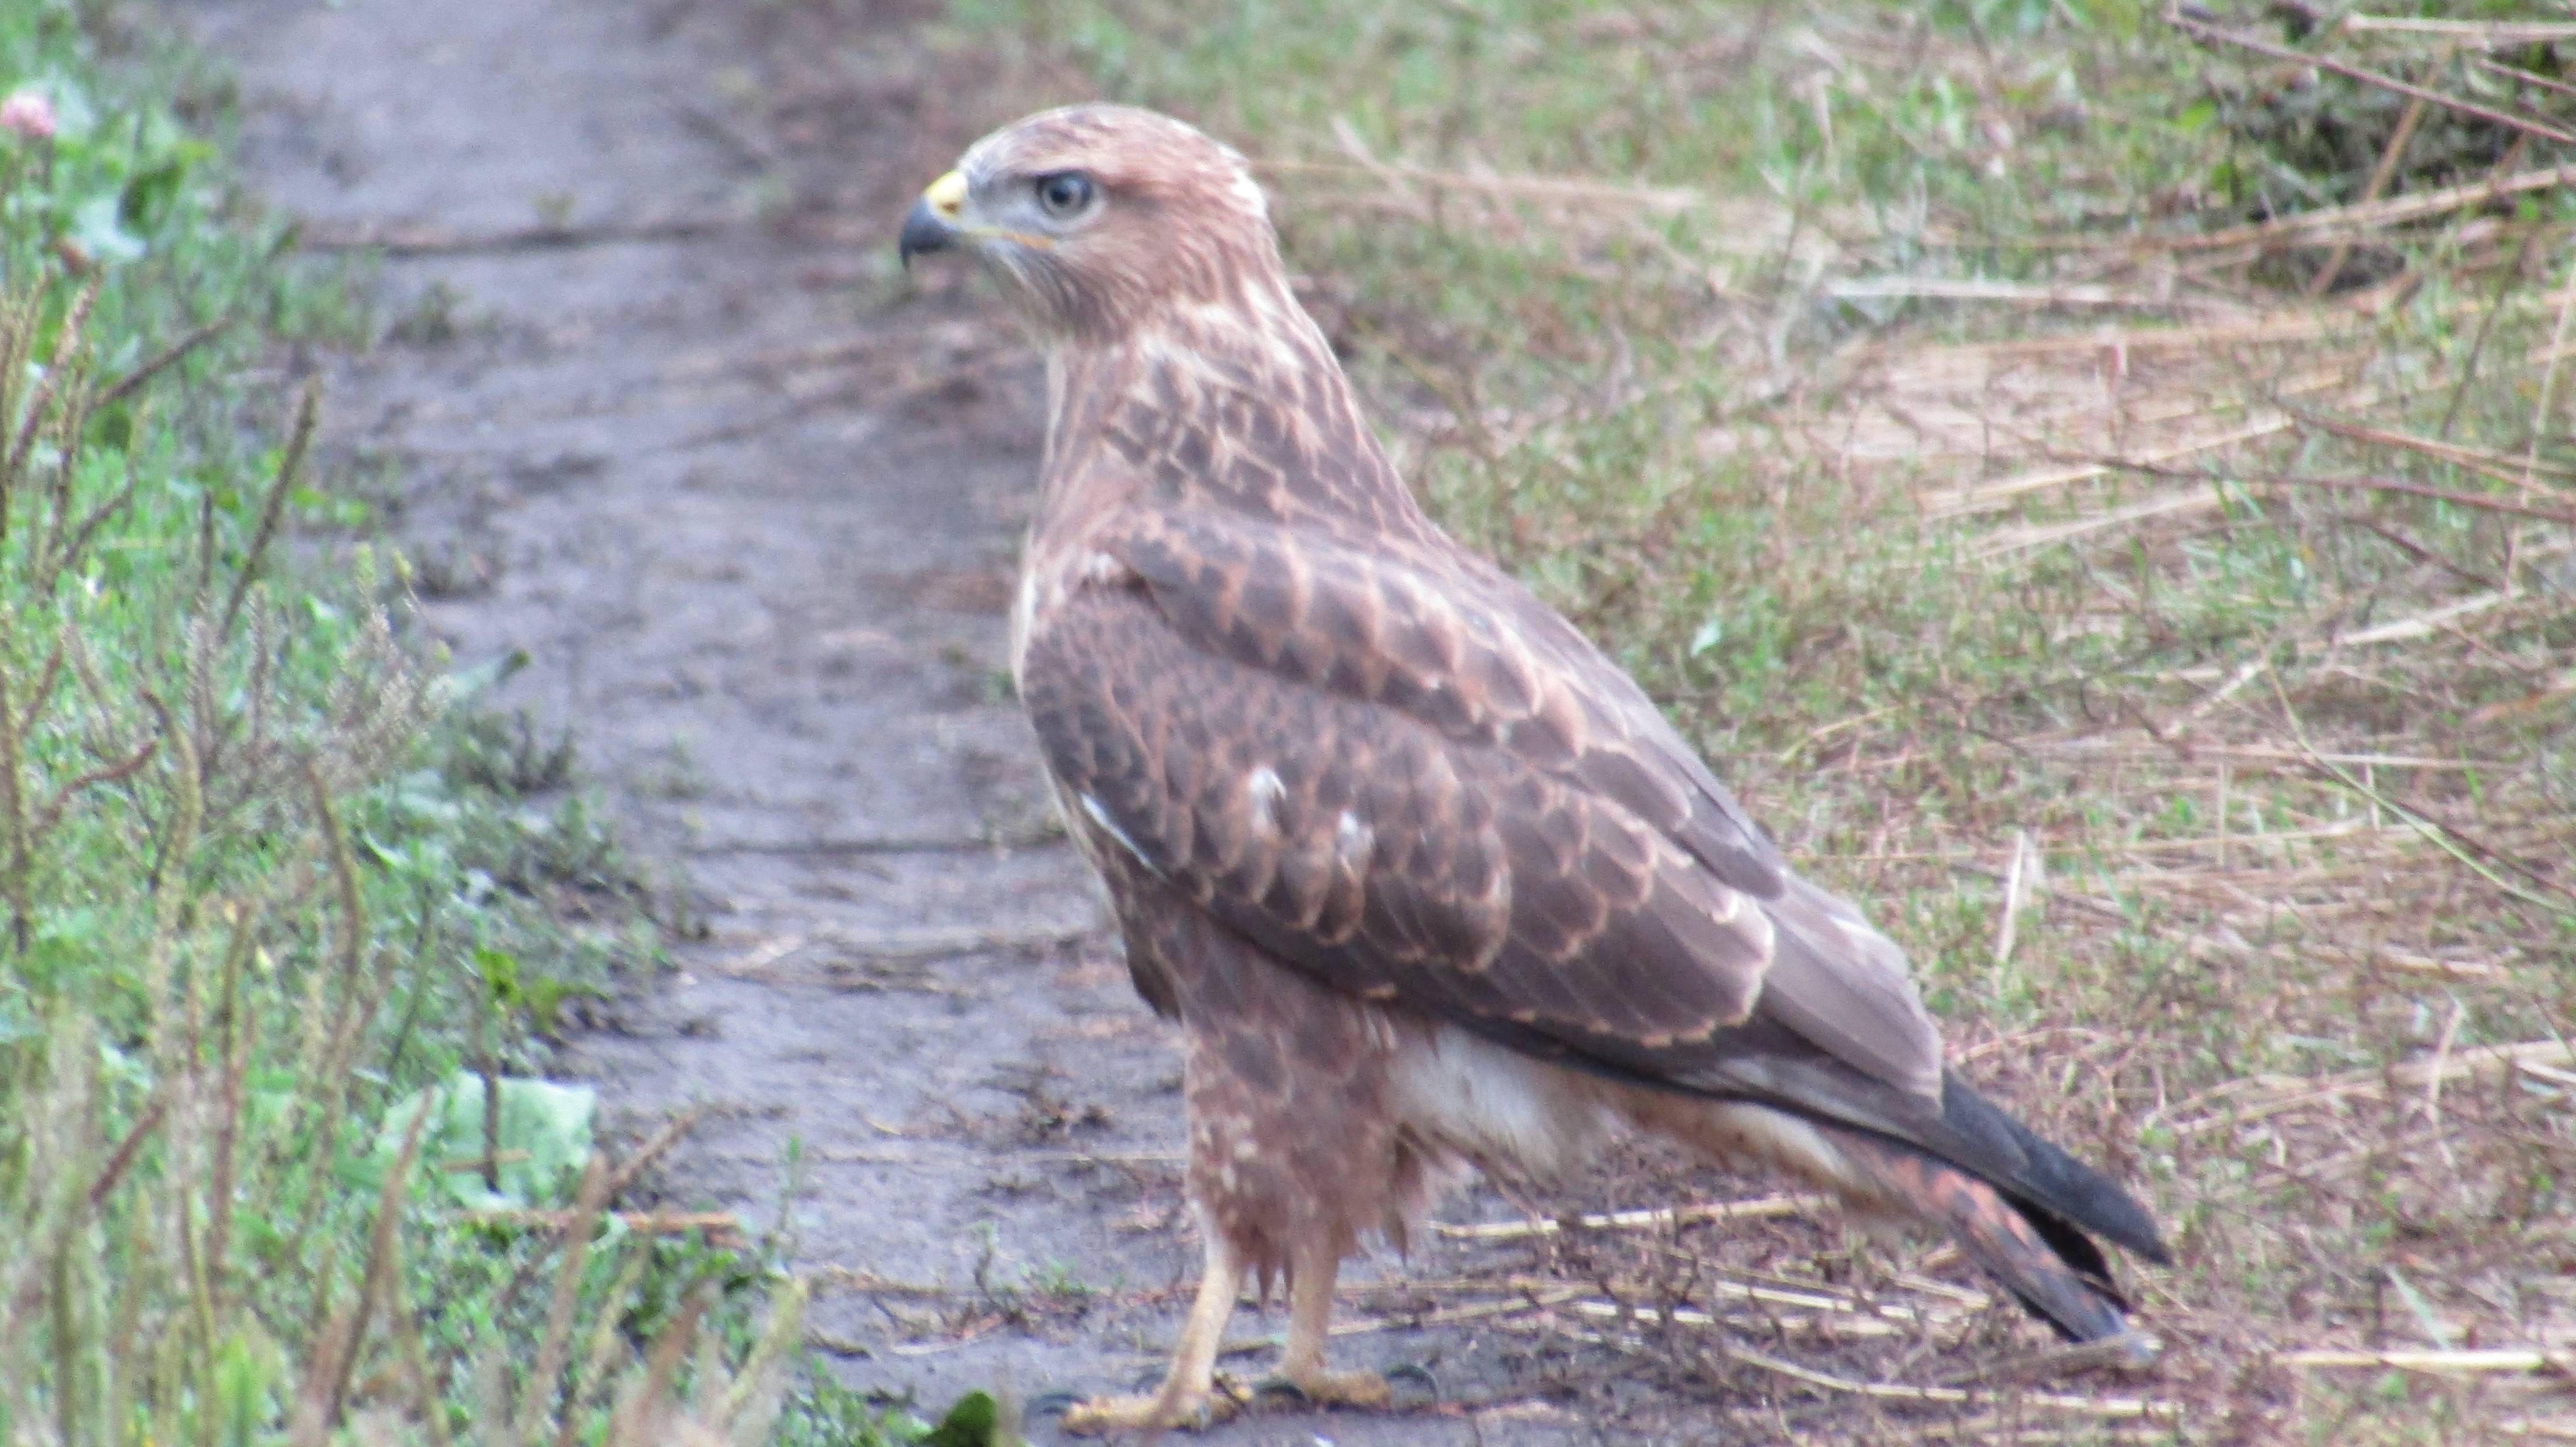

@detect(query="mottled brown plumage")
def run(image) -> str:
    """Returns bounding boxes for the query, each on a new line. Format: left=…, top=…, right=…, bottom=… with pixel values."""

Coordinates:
left=899, top=104, right=2170, bottom=1432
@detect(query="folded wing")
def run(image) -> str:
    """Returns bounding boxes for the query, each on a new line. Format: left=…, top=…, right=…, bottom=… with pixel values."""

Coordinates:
left=1021, top=504, right=1945, bottom=1112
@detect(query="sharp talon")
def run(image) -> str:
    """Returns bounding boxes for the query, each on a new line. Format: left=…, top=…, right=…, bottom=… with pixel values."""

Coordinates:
left=1030, top=1389, right=1086, bottom=1416
left=1384, top=1361, right=1440, bottom=1399
left=1252, top=1375, right=1312, bottom=1406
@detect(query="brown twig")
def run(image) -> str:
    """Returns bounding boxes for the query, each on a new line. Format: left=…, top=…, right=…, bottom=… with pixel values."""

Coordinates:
left=2175, top=1040, right=2575, bottom=1135
left=2103, top=453, right=2576, bottom=526
left=1821, top=276, right=2239, bottom=315
left=453, top=1207, right=743, bottom=1239
left=1581, top=1310, right=2179, bottom=1417
left=29, top=730, right=159, bottom=838
left=608, top=1281, right=713, bottom=1442
left=294, top=216, right=740, bottom=256
left=2439, top=220, right=2545, bottom=439
left=687, top=824, right=1063, bottom=856
left=477, top=1018, right=503, bottom=1196
left=1432, top=1192, right=1827, bottom=1242
left=2160, top=162, right=2576, bottom=252
left=601, top=1106, right=706, bottom=1201
left=2, top=277, right=100, bottom=513
left=2523, top=257, right=2576, bottom=502
left=2291, top=406, right=2576, bottom=488
left=2167, top=8, right=2576, bottom=148
left=83, top=1092, right=169, bottom=1210
left=2281, top=1346, right=2573, bottom=1371
left=2306, top=91, right=2428, bottom=299
left=2287, top=722, right=2576, bottom=909
left=218, top=378, right=320, bottom=638
left=519, top=1156, right=612, bottom=1447
left=2337, top=16, right=2576, bottom=48
left=2473, top=56, right=2576, bottom=104
left=293, top=1092, right=431, bottom=1446
left=94, top=319, right=231, bottom=409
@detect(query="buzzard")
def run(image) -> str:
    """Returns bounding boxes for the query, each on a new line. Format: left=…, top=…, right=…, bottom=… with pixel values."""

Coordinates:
left=899, top=105, right=2168, bottom=1433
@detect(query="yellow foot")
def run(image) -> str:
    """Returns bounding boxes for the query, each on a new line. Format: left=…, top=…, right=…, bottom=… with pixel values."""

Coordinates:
left=1260, top=1367, right=1394, bottom=1410
left=1057, top=1385, right=1241, bottom=1437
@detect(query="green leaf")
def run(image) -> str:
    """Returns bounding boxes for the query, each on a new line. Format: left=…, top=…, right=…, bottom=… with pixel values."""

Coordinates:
left=447, top=646, right=532, bottom=697
left=1688, top=616, right=1723, bottom=656
left=120, top=142, right=211, bottom=233
left=920, top=1391, right=1001, bottom=1447
left=475, top=945, right=523, bottom=1005
left=35, top=76, right=97, bottom=141
left=210, top=1325, right=287, bottom=1447
left=520, top=975, right=596, bottom=1035
left=357, top=1073, right=596, bottom=1210
left=70, top=193, right=147, bottom=263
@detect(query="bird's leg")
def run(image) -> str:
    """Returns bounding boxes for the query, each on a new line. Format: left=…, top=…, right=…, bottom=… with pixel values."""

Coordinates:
left=1060, top=1230, right=1245, bottom=1435
left=1267, top=1236, right=1392, bottom=1409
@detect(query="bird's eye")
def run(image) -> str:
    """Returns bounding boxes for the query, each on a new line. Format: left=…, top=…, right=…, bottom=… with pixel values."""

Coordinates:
left=1035, top=172, right=1095, bottom=219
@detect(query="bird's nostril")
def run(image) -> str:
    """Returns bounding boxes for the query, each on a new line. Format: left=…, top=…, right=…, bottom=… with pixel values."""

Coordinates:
left=923, top=169, right=969, bottom=220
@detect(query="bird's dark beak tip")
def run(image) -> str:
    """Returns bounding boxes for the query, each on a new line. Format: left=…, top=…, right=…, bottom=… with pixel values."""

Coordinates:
left=898, top=198, right=955, bottom=270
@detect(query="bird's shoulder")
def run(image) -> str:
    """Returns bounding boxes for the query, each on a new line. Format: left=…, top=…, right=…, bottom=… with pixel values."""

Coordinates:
left=1040, top=499, right=1788, bottom=893
left=1020, top=495, right=1943, bottom=1103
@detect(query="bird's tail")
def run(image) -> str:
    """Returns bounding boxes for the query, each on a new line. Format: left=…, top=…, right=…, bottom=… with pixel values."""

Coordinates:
left=1755, top=1069, right=2168, bottom=1361
left=1630, top=1066, right=2167, bottom=1355
left=1820, top=1121, right=2153, bottom=1357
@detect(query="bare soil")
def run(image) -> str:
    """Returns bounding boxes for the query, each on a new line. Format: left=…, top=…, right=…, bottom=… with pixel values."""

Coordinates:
left=181, top=1, right=1627, bottom=1440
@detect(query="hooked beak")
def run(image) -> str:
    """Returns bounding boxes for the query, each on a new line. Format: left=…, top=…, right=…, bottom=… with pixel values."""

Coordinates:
left=899, top=169, right=969, bottom=267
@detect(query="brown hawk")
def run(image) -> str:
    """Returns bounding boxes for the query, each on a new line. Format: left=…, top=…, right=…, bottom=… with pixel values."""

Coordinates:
left=899, top=104, right=2168, bottom=1433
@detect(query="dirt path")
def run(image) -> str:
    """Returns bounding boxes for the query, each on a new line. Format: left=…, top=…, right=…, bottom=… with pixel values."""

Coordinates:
left=183, top=2, right=1606, bottom=1441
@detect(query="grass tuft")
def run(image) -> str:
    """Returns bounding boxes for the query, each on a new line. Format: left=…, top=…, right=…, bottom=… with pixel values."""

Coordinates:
left=0, top=9, right=955, bottom=1446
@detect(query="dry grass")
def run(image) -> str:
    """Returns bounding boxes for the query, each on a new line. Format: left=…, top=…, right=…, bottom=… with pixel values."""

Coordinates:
left=937, top=0, right=2576, bottom=1438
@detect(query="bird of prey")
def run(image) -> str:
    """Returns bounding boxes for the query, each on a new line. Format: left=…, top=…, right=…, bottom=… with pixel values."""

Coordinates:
left=899, top=104, right=2168, bottom=1434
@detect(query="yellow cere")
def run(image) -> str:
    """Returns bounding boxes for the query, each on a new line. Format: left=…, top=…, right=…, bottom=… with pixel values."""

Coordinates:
left=924, top=169, right=967, bottom=219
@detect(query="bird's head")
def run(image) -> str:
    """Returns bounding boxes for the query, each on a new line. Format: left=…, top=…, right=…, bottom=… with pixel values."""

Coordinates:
left=899, top=105, right=1282, bottom=343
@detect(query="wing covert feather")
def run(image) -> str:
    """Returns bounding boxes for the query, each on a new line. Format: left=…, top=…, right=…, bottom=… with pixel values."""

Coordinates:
left=1105, top=509, right=1797, bottom=897
left=1022, top=577, right=1773, bottom=1067
left=1027, top=503, right=1942, bottom=1103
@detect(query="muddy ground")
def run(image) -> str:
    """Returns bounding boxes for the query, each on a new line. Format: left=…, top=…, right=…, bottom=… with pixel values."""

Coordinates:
left=179, top=1, right=1652, bottom=1441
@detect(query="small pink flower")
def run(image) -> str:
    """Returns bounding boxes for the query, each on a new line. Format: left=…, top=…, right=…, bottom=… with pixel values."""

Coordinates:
left=1, top=90, right=56, bottom=143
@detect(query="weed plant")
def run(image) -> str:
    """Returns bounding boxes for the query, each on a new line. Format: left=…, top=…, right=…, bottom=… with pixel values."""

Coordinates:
left=0, top=6, right=957, bottom=1445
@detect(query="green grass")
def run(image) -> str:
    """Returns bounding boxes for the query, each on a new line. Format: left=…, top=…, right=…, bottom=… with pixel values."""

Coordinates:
left=952, top=0, right=2576, bottom=1437
left=0, top=9, right=972, bottom=1446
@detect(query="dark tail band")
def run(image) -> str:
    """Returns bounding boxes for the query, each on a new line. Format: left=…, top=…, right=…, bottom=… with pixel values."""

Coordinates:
left=1827, top=1125, right=2153, bottom=1356
left=1935, top=1076, right=2171, bottom=1266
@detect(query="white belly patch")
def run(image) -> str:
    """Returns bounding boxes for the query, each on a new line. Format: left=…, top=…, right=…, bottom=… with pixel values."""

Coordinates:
left=1388, top=1025, right=1870, bottom=1200
left=1389, top=1025, right=1620, bottom=1181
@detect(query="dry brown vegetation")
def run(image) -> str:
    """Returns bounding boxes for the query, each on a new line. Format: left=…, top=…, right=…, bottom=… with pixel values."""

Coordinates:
left=932, top=1, right=2576, bottom=1438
